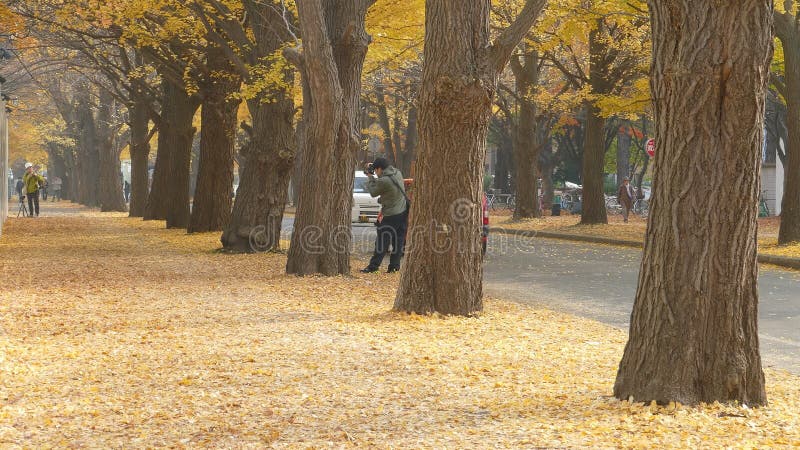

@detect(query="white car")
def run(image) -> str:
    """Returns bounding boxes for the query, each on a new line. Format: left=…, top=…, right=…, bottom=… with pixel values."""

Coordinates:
left=352, top=172, right=381, bottom=223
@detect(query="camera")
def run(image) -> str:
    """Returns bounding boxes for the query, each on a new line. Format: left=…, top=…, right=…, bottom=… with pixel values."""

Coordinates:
left=365, top=163, right=375, bottom=175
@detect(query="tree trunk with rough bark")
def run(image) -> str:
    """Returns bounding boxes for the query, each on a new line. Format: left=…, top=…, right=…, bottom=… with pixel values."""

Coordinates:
left=614, top=1, right=771, bottom=406
left=144, top=79, right=199, bottom=227
left=128, top=95, right=151, bottom=217
left=189, top=44, right=242, bottom=233
left=74, top=88, right=100, bottom=207
left=219, top=0, right=296, bottom=252
left=394, top=0, right=546, bottom=315
left=776, top=6, right=800, bottom=244
left=580, top=23, right=610, bottom=225
left=96, top=90, right=127, bottom=212
left=286, top=0, right=372, bottom=276
left=400, top=104, right=418, bottom=176
left=221, top=95, right=295, bottom=252
left=512, top=49, right=542, bottom=220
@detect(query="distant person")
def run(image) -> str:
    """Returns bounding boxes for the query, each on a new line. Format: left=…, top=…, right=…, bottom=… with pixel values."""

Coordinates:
left=50, top=176, right=62, bottom=201
left=123, top=180, right=131, bottom=203
left=41, top=179, right=48, bottom=201
left=22, top=163, right=45, bottom=217
left=617, top=176, right=635, bottom=223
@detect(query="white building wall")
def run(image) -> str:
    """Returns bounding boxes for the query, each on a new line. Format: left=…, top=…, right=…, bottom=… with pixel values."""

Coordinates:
left=775, top=139, right=785, bottom=216
left=763, top=166, right=776, bottom=214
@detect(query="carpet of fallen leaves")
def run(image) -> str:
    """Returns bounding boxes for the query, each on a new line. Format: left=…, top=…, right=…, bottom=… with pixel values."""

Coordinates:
left=497, top=215, right=800, bottom=260
left=1, top=202, right=799, bottom=448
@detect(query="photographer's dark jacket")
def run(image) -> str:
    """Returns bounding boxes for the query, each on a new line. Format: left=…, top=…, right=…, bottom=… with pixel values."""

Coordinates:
left=366, top=166, right=407, bottom=217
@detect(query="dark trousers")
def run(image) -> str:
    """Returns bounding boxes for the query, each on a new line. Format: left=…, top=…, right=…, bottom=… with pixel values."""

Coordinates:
left=367, top=212, right=408, bottom=270
left=27, top=191, right=40, bottom=216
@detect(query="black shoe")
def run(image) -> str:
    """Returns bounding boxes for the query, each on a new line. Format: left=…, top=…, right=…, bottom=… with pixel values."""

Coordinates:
left=360, top=267, right=379, bottom=273
left=387, top=267, right=400, bottom=273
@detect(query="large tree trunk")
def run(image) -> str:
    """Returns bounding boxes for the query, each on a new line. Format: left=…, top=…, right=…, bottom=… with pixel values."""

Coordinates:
left=776, top=9, right=800, bottom=244
left=580, top=101, right=608, bottom=224
left=512, top=49, right=542, bottom=220
left=580, top=23, right=610, bottom=225
left=399, top=103, right=418, bottom=176
left=189, top=45, right=242, bottom=233
left=221, top=95, right=295, bottom=252
left=614, top=2, right=771, bottom=406
left=144, top=79, right=199, bottom=227
left=286, top=0, right=372, bottom=276
left=96, top=89, right=127, bottom=213
left=220, top=0, right=296, bottom=252
left=128, top=95, right=151, bottom=217
left=74, top=87, right=100, bottom=207
left=394, top=0, right=546, bottom=315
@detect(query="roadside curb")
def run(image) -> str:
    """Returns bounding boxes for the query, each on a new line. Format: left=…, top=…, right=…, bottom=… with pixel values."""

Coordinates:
left=490, top=227, right=644, bottom=249
left=490, top=227, right=800, bottom=271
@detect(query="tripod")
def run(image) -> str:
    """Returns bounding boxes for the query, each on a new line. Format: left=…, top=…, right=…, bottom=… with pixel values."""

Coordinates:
left=17, top=197, right=28, bottom=217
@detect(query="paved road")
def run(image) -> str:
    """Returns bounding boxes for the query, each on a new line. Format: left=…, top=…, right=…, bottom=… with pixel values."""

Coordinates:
left=333, top=221, right=800, bottom=374
left=481, top=235, right=800, bottom=374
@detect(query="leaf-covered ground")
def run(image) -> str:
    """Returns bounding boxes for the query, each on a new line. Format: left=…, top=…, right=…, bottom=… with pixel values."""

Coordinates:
left=1, top=203, right=799, bottom=447
left=496, top=214, right=800, bottom=260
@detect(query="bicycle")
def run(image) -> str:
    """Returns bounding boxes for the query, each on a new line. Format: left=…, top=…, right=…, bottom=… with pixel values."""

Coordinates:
left=759, top=191, right=770, bottom=217
left=633, top=198, right=649, bottom=217
left=605, top=195, right=623, bottom=215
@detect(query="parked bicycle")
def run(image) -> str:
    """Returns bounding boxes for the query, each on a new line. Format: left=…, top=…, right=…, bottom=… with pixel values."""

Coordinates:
left=605, top=195, right=623, bottom=215
left=633, top=198, right=649, bottom=217
left=560, top=190, right=582, bottom=214
left=759, top=191, right=770, bottom=217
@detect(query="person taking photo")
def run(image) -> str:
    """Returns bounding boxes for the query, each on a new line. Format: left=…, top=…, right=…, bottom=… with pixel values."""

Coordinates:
left=361, top=157, right=409, bottom=273
left=23, top=163, right=45, bottom=217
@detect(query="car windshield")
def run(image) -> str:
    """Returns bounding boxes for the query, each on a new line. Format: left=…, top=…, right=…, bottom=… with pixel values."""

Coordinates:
left=353, top=176, right=369, bottom=193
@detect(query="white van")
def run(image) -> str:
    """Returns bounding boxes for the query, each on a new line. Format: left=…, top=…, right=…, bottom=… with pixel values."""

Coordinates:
left=352, top=172, right=381, bottom=223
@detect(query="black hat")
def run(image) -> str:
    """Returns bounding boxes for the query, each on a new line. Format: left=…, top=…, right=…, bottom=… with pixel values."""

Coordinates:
left=372, top=157, right=389, bottom=170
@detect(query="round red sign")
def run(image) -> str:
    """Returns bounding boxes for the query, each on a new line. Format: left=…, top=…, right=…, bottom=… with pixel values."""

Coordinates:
left=646, top=138, right=655, bottom=158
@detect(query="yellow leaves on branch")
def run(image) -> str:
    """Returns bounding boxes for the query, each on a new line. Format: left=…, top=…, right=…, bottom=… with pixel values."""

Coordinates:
left=365, top=0, right=424, bottom=72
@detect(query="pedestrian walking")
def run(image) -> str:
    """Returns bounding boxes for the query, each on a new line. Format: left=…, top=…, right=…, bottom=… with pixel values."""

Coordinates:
left=617, top=176, right=635, bottom=223
left=123, top=180, right=131, bottom=203
left=22, top=163, right=45, bottom=217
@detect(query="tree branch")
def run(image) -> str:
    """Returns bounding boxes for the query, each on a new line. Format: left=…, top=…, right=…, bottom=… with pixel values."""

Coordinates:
left=489, top=0, right=547, bottom=74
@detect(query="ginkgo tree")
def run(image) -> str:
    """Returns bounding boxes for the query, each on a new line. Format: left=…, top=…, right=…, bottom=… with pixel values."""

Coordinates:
left=193, top=0, right=298, bottom=252
left=285, top=0, right=375, bottom=276
left=775, top=0, right=800, bottom=244
left=394, top=0, right=548, bottom=316
left=538, top=0, right=650, bottom=224
left=615, top=0, right=772, bottom=406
